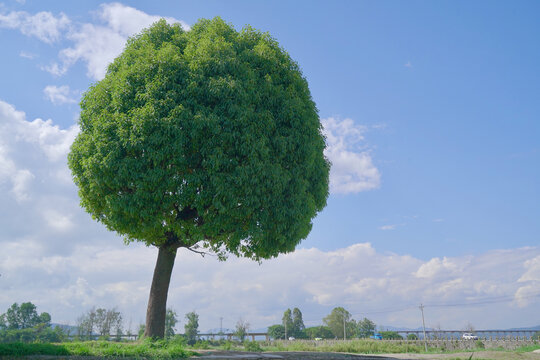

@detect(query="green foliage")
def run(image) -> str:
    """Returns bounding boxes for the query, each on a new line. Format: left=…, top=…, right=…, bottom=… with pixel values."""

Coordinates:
left=304, top=325, right=334, bottom=340
left=475, top=340, right=485, bottom=349
left=356, top=317, right=376, bottom=338
left=244, top=340, right=262, bottom=352
left=282, top=309, right=293, bottom=337
left=380, top=331, right=403, bottom=340
left=64, top=340, right=190, bottom=358
left=407, top=333, right=419, bottom=340
left=514, top=343, right=540, bottom=352
left=1, top=302, right=50, bottom=330
left=268, top=324, right=285, bottom=340
left=68, top=17, right=329, bottom=260
left=532, top=331, right=540, bottom=341
left=291, top=308, right=306, bottom=338
left=0, top=342, right=70, bottom=356
left=262, top=339, right=422, bottom=354
left=138, top=323, right=146, bottom=339
left=323, top=307, right=356, bottom=339
left=0, top=340, right=190, bottom=358
left=191, top=340, right=210, bottom=349
left=165, top=308, right=178, bottom=338
left=184, top=311, right=199, bottom=345
left=221, top=340, right=233, bottom=350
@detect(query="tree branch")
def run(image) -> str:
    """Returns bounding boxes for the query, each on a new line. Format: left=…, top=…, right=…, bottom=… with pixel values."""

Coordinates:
left=185, top=245, right=216, bottom=258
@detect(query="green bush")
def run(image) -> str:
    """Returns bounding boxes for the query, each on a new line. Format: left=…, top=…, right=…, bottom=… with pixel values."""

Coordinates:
left=0, top=325, right=65, bottom=343
left=475, top=340, right=485, bottom=349
left=221, top=340, right=233, bottom=350
left=407, top=333, right=419, bottom=340
left=244, top=340, right=262, bottom=352
left=381, top=331, right=404, bottom=340
left=191, top=340, right=210, bottom=349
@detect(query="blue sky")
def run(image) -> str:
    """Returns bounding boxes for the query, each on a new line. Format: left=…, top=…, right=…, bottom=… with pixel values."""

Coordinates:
left=0, top=1, right=538, bottom=332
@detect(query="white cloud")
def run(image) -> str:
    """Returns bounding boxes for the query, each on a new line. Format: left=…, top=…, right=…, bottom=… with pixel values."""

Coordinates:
left=98, top=2, right=188, bottom=37
left=379, top=224, right=396, bottom=230
left=515, top=255, right=540, bottom=307
left=19, top=51, right=36, bottom=59
left=415, top=257, right=465, bottom=279
left=43, top=85, right=77, bottom=105
left=0, top=9, right=70, bottom=43
left=42, top=209, right=74, bottom=232
left=0, top=99, right=78, bottom=202
left=322, top=117, right=381, bottom=194
left=1, top=217, right=538, bottom=331
left=404, top=61, right=413, bottom=68
left=48, top=3, right=188, bottom=80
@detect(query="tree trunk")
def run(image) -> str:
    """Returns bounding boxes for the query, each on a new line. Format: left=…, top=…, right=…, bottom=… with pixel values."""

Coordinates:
left=144, top=245, right=177, bottom=338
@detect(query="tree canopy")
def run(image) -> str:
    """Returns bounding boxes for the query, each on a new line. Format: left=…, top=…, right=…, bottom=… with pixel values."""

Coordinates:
left=323, top=307, right=356, bottom=340
left=0, top=302, right=50, bottom=330
left=68, top=17, right=329, bottom=260
left=356, top=317, right=376, bottom=338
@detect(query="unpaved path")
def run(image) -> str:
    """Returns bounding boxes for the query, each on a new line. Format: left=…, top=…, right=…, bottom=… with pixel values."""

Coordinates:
left=191, top=350, right=540, bottom=360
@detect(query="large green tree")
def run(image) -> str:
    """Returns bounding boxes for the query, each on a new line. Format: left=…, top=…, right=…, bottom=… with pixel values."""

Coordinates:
left=68, top=17, right=329, bottom=338
left=267, top=324, right=285, bottom=340
left=291, top=308, right=305, bottom=338
left=1, top=302, right=51, bottom=330
left=323, top=307, right=356, bottom=340
left=356, top=317, right=376, bottom=338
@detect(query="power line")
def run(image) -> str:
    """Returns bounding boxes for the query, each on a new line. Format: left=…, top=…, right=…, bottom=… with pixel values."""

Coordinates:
left=292, top=292, right=540, bottom=325
left=425, top=292, right=540, bottom=308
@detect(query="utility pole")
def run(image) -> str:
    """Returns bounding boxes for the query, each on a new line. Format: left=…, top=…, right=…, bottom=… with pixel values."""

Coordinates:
left=284, top=320, right=287, bottom=340
left=219, top=317, right=223, bottom=334
left=343, top=310, right=346, bottom=340
left=419, top=304, right=428, bottom=352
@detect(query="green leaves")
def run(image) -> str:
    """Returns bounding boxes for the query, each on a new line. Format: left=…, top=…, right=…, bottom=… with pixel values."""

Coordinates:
left=69, top=17, right=329, bottom=259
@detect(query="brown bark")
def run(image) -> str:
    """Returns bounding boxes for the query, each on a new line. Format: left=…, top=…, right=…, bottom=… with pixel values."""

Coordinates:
left=144, top=245, right=178, bottom=338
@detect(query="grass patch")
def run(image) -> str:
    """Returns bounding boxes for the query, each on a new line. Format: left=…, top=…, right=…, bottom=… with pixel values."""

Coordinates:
left=0, top=339, right=192, bottom=358
left=0, top=342, right=70, bottom=356
left=260, top=339, right=423, bottom=354
left=514, top=343, right=540, bottom=352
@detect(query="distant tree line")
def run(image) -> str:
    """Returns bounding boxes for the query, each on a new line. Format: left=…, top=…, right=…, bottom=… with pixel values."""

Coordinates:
left=268, top=306, right=381, bottom=340
left=76, top=307, right=123, bottom=340
left=0, top=302, right=65, bottom=343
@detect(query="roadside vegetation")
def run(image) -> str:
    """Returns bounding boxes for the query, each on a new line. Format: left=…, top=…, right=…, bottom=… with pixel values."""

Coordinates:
left=0, top=338, right=193, bottom=358
left=1, top=302, right=538, bottom=358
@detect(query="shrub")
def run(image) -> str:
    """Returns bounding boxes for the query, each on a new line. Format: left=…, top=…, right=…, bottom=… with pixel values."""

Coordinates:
left=244, top=340, right=262, bottom=352
left=381, top=331, right=403, bottom=340
left=192, top=340, right=210, bottom=349
left=407, top=333, right=419, bottom=340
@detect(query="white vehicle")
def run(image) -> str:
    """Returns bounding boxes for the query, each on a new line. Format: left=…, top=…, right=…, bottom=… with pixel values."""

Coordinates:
left=288, top=337, right=295, bottom=340
left=462, top=333, right=478, bottom=340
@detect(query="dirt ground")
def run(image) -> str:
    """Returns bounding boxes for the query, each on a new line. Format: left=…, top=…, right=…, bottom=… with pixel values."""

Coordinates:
left=191, top=350, right=540, bottom=360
